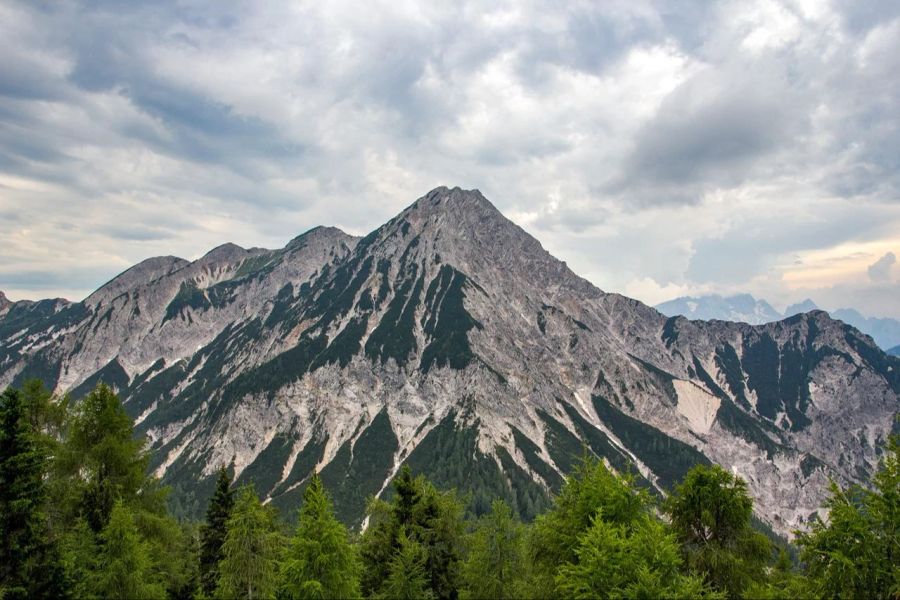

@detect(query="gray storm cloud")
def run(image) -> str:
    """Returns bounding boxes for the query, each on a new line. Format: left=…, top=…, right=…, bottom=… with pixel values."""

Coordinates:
left=1, top=0, right=899, bottom=317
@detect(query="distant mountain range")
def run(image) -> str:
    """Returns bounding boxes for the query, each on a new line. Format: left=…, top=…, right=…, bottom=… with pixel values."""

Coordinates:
left=656, top=294, right=900, bottom=350
left=2, top=187, right=897, bottom=537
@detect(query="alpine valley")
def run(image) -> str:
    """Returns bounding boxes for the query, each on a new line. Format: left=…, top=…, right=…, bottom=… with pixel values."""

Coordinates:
left=1, top=187, right=897, bottom=537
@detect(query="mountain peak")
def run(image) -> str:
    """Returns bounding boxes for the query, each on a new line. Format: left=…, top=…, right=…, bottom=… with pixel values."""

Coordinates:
left=412, top=186, right=496, bottom=215
left=0, top=290, right=10, bottom=313
left=286, top=225, right=357, bottom=251
left=86, top=255, right=190, bottom=307
left=785, top=299, right=819, bottom=317
left=199, top=242, right=250, bottom=264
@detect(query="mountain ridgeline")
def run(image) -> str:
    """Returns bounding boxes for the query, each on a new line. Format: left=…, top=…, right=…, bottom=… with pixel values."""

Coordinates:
left=1, top=187, right=897, bottom=534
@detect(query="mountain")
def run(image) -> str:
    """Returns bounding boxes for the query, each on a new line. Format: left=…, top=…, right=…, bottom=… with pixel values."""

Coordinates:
left=661, top=295, right=900, bottom=350
left=784, top=299, right=820, bottom=317
left=655, top=294, right=782, bottom=324
left=828, top=308, right=900, bottom=351
left=889, top=345, right=900, bottom=356
left=1, top=187, right=897, bottom=536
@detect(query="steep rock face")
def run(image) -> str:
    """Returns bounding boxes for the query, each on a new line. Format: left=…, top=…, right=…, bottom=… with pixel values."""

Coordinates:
left=1, top=187, right=897, bottom=534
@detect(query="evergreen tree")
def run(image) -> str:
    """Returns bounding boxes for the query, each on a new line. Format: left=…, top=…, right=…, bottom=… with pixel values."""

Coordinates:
left=379, top=528, right=435, bottom=600
left=0, top=387, right=66, bottom=599
left=280, top=472, right=360, bottom=599
left=796, top=435, right=899, bottom=598
left=200, top=465, right=235, bottom=596
left=665, top=464, right=770, bottom=597
left=527, top=457, right=650, bottom=597
left=19, top=379, right=67, bottom=443
left=360, top=465, right=465, bottom=600
left=61, top=383, right=164, bottom=532
left=217, top=485, right=283, bottom=600
left=89, top=501, right=165, bottom=600
left=743, top=549, right=807, bottom=599
left=556, top=514, right=714, bottom=599
left=460, top=499, right=526, bottom=599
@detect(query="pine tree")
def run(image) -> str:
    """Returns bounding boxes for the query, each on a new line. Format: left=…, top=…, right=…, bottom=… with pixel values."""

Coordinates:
left=200, top=465, right=235, bottom=596
left=379, top=528, right=435, bottom=600
left=217, top=485, right=282, bottom=600
left=89, top=501, right=165, bottom=599
left=0, top=387, right=66, bottom=599
left=460, top=499, right=526, bottom=599
left=665, top=464, right=770, bottom=597
left=280, top=472, right=360, bottom=599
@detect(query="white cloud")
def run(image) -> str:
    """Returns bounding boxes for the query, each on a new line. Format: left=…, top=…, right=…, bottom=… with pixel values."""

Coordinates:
left=868, top=251, right=897, bottom=282
left=0, top=0, right=899, bottom=318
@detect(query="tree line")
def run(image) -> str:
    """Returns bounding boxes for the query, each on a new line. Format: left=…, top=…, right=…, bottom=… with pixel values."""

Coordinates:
left=1, top=381, right=897, bottom=599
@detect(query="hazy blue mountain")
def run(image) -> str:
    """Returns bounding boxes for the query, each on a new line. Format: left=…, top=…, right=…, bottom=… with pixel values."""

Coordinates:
left=889, top=345, right=900, bottom=356
left=829, top=308, right=900, bottom=351
left=660, top=295, right=900, bottom=350
left=2, top=187, right=897, bottom=536
left=784, top=299, right=820, bottom=316
left=655, top=294, right=782, bottom=324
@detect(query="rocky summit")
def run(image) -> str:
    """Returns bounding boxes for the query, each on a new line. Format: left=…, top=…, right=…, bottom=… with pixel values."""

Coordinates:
left=1, top=187, right=897, bottom=535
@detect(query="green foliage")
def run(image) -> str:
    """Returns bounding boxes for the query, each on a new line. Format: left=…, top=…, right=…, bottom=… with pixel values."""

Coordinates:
left=280, top=473, right=360, bottom=599
left=200, top=465, right=235, bottom=597
left=320, top=409, right=398, bottom=525
left=89, top=501, right=166, bottom=599
left=420, top=265, right=484, bottom=373
left=403, top=412, right=548, bottom=519
left=6, top=378, right=899, bottom=600
left=527, top=457, right=653, bottom=597
left=556, top=516, right=715, bottom=599
left=665, top=464, right=771, bottom=597
left=60, top=383, right=164, bottom=532
left=360, top=465, right=465, bottom=599
left=0, top=387, right=66, bottom=599
left=460, top=500, right=526, bottom=599
left=164, top=281, right=211, bottom=323
left=591, top=394, right=710, bottom=488
left=379, top=528, right=434, bottom=600
left=216, top=485, right=283, bottom=600
left=795, top=435, right=900, bottom=599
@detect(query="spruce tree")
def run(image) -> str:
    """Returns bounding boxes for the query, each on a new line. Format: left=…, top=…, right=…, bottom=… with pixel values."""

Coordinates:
left=217, top=485, right=282, bottom=600
left=379, top=528, right=434, bottom=600
left=0, top=387, right=66, bottom=599
left=90, top=500, right=165, bottom=600
left=200, top=465, right=235, bottom=596
left=360, top=465, right=465, bottom=599
left=665, top=464, right=770, bottom=597
left=280, top=472, right=360, bottom=599
left=460, top=499, right=525, bottom=599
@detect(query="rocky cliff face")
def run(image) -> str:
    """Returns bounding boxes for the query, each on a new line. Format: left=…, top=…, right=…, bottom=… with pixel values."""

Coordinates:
left=1, top=187, right=897, bottom=534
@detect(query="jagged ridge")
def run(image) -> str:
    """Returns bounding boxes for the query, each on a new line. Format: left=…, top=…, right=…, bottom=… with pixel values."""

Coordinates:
left=1, top=187, right=897, bottom=535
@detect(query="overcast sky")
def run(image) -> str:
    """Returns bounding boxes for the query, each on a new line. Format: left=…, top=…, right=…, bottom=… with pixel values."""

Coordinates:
left=2, top=0, right=899, bottom=318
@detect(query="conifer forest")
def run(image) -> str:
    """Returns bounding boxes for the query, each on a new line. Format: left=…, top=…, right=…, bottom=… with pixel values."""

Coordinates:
left=1, top=381, right=897, bottom=599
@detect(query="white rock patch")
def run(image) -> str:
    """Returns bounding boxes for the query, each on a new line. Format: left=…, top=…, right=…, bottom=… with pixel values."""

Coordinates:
left=673, top=380, right=721, bottom=434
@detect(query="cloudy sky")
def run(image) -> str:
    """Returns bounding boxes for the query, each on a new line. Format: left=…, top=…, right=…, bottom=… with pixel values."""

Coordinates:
left=2, top=0, right=899, bottom=318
